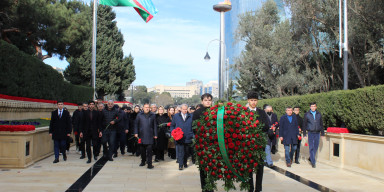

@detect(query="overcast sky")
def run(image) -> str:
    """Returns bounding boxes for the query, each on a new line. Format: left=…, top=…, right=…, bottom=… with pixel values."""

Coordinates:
left=44, top=0, right=221, bottom=87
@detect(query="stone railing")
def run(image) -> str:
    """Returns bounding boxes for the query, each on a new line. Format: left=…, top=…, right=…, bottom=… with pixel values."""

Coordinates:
left=0, top=98, right=77, bottom=120
left=276, top=133, right=384, bottom=180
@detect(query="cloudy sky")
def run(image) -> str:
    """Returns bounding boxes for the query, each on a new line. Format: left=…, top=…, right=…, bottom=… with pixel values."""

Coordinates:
left=44, top=0, right=221, bottom=87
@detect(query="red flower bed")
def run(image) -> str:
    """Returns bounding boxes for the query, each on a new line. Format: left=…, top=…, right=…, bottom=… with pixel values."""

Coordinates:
left=327, top=127, right=350, bottom=133
left=0, top=125, right=36, bottom=132
left=194, top=102, right=266, bottom=191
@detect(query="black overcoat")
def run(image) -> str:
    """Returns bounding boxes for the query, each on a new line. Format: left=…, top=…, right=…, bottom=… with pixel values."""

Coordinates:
left=134, top=112, right=158, bottom=145
left=49, top=109, right=72, bottom=140
left=156, top=114, right=171, bottom=150
left=80, top=109, right=101, bottom=139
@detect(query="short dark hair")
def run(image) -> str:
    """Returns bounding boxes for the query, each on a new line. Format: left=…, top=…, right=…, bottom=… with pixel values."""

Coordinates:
left=286, top=106, right=293, bottom=110
left=57, top=100, right=64, bottom=104
left=263, top=104, right=269, bottom=110
left=293, top=106, right=300, bottom=110
left=88, top=100, right=95, bottom=105
left=143, top=103, right=150, bottom=107
left=247, top=91, right=258, bottom=100
left=310, top=102, right=317, bottom=106
left=77, top=103, right=83, bottom=106
left=201, top=93, right=213, bottom=101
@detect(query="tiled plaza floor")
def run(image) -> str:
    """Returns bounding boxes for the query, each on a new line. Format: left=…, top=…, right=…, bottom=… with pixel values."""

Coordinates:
left=0, top=146, right=383, bottom=192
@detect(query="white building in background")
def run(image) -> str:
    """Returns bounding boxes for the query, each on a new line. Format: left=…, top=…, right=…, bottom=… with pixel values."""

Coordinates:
left=186, top=79, right=203, bottom=95
left=148, top=85, right=199, bottom=98
left=203, top=81, right=219, bottom=98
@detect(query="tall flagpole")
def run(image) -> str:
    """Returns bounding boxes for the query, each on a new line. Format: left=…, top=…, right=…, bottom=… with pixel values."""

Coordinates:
left=343, top=0, right=348, bottom=90
left=92, top=0, right=98, bottom=100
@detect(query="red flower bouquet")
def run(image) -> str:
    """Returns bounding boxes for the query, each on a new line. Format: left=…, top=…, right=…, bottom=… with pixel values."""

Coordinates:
left=171, top=127, right=184, bottom=141
left=0, top=125, right=35, bottom=132
left=193, top=102, right=266, bottom=191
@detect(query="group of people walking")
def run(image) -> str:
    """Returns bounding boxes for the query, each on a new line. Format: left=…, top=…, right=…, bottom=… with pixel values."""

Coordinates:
left=48, top=91, right=324, bottom=192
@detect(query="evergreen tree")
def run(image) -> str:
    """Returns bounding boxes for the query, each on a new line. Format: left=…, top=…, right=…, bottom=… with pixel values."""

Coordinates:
left=64, top=5, right=136, bottom=99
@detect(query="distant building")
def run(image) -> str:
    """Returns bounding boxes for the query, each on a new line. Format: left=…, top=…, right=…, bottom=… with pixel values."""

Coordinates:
left=203, top=81, right=219, bottom=98
left=148, top=85, right=199, bottom=98
left=186, top=79, right=203, bottom=95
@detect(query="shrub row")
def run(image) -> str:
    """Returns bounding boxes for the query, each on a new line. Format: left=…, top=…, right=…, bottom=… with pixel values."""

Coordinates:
left=0, top=40, right=93, bottom=104
left=240, top=85, right=384, bottom=135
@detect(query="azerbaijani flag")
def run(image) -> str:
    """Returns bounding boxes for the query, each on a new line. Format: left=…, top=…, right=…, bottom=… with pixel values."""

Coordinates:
left=99, top=0, right=158, bottom=23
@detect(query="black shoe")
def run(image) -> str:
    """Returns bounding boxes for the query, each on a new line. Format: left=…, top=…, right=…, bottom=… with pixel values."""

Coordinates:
left=87, top=159, right=91, bottom=164
left=53, top=159, right=59, bottom=163
left=147, top=164, right=154, bottom=169
left=192, top=160, right=195, bottom=164
left=155, top=159, right=159, bottom=162
left=94, top=156, right=98, bottom=160
left=295, top=161, right=300, bottom=164
left=80, top=155, right=85, bottom=159
left=312, top=164, right=316, bottom=168
left=308, top=157, right=311, bottom=162
left=266, top=164, right=273, bottom=168
left=139, top=162, right=146, bottom=166
left=179, top=166, right=183, bottom=170
left=184, top=164, right=188, bottom=168
left=63, top=154, right=67, bottom=161
left=121, top=152, right=125, bottom=155
left=108, top=158, right=114, bottom=161
left=103, top=155, right=108, bottom=159
left=113, top=153, right=118, bottom=158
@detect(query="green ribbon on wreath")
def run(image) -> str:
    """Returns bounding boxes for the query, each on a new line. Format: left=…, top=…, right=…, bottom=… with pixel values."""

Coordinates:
left=217, top=106, right=246, bottom=182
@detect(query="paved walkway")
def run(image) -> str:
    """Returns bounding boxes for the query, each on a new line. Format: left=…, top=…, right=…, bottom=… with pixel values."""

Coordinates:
left=0, top=146, right=383, bottom=192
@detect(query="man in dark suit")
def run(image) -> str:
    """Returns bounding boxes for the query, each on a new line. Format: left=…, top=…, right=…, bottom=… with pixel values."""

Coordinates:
left=247, top=91, right=269, bottom=192
left=134, top=103, right=158, bottom=169
left=80, top=101, right=102, bottom=163
left=279, top=107, right=300, bottom=167
left=72, top=103, right=83, bottom=153
left=49, top=100, right=72, bottom=163
left=170, top=104, right=194, bottom=170
left=100, top=100, right=121, bottom=161
left=293, top=106, right=303, bottom=164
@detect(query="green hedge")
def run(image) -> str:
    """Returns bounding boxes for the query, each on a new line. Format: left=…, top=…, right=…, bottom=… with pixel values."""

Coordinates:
left=240, top=85, right=384, bottom=135
left=0, top=40, right=93, bottom=103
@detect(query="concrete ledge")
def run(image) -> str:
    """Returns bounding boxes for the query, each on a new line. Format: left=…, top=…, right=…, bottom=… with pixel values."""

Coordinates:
left=277, top=132, right=384, bottom=181
left=0, top=126, right=54, bottom=168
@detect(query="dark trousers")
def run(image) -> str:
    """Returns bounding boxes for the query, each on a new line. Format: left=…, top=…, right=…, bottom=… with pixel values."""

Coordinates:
left=140, top=144, right=153, bottom=165
left=54, top=139, right=67, bottom=159
left=294, top=138, right=302, bottom=162
left=114, top=129, right=126, bottom=155
left=102, top=129, right=116, bottom=159
left=248, top=163, right=264, bottom=192
left=308, top=132, right=320, bottom=165
left=79, top=137, right=85, bottom=156
left=95, top=137, right=102, bottom=157
left=85, top=136, right=99, bottom=160
left=75, top=134, right=80, bottom=149
left=176, top=143, right=190, bottom=167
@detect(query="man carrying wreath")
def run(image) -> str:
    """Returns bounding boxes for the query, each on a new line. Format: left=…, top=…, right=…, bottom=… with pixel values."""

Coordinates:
left=170, top=104, right=194, bottom=170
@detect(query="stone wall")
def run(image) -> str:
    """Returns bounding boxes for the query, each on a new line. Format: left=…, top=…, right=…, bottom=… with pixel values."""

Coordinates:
left=0, top=127, right=52, bottom=168
left=0, top=98, right=77, bottom=120
left=276, top=133, right=384, bottom=180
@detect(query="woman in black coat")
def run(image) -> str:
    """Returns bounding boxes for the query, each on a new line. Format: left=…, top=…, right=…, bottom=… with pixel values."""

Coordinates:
left=155, top=106, right=171, bottom=161
left=128, top=105, right=140, bottom=155
left=167, top=107, right=176, bottom=159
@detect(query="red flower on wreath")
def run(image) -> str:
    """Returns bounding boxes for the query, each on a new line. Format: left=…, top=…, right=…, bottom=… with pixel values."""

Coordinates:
left=171, top=127, right=184, bottom=141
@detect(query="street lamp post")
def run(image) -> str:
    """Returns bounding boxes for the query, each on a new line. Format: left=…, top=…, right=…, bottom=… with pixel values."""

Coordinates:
left=213, top=2, right=231, bottom=99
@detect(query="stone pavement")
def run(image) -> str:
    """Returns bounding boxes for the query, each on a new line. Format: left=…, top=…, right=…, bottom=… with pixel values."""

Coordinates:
left=0, top=146, right=383, bottom=192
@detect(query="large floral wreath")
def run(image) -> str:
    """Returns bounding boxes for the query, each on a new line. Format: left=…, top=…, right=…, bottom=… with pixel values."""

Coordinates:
left=193, top=102, right=266, bottom=191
